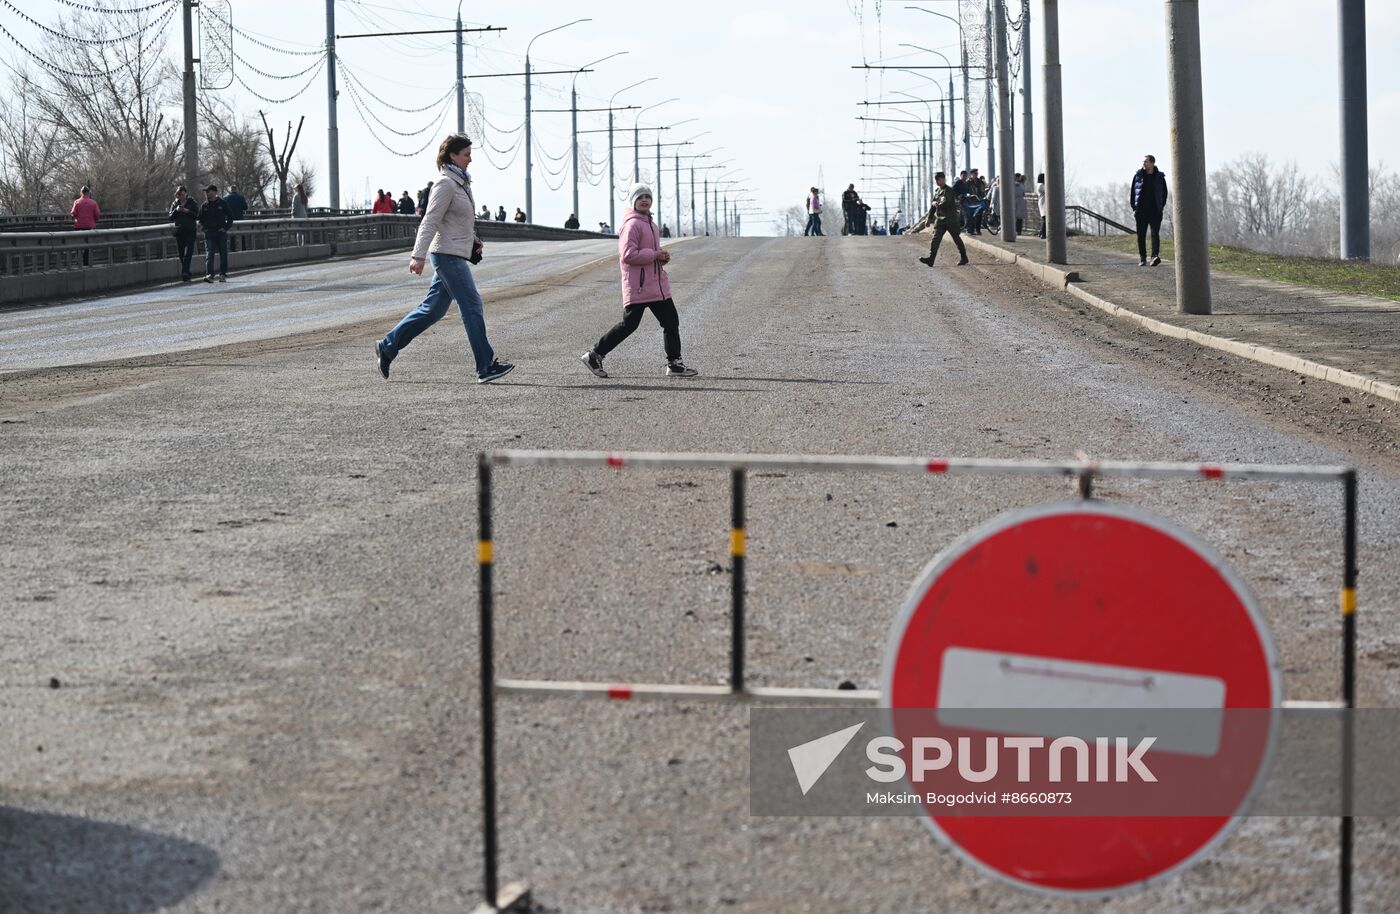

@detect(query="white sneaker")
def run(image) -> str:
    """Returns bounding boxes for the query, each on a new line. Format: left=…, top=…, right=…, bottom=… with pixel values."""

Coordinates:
left=665, top=360, right=698, bottom=378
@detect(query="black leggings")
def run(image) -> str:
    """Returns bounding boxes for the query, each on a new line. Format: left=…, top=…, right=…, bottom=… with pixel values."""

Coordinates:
left=595, top=298, right=681, bottom=362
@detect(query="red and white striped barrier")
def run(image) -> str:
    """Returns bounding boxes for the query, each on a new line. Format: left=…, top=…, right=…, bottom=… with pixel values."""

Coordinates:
left=489, top=448, right=1350, bottom=482
left=473, top=450, right=1359, bottom=913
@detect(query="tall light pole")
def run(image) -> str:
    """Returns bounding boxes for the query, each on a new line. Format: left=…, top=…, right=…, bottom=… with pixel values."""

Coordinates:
left=695, top=160, right=731, bottom=236
left=1166, top=0, right=1211, bottom=313
left=1339, top=0, right=1369, bottom=260
left=605, top=78, right=656, bottom=230
left=672, top=138, right=711, bottom=235
left=633, top=98, right=678, bottom=182
left=570, top=52, right=628, bottom=223
left=1042, top=0, right=1067, bottom=264
left=861, top=101, right=942, bottom=204
left=993, top=0, right=1015, bottom=240
left=892, top=90, right=941, bottom=180
left=1019, top=0, right=1033, bottom=185
left=713, top=177, right=745, bottom=236
left=898, top=44, right=961, bottom=175
left=456, top=2, right=464, bottom=131
left=904, top=5, right=969, bottom=175
left=325, top=0, right=339, bottom=209
left=692, top=157, right=731, bottom=237
left=182, top=1, right=198, bottom=186
left=525, top=19, right=590, bottom=223
left=654, top=118, right=697, bottom=231
left=984, top=0, right=996, bottom=180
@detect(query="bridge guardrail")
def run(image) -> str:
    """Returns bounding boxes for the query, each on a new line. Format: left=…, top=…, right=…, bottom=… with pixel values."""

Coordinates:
left=0, top=216, right=613, bottom=304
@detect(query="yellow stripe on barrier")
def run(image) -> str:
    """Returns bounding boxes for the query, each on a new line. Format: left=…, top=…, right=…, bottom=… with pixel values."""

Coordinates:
left=730, top=528, right=746, bottom=557
left=1341, top=587, right=1356, bottom=616
left=478, top=540, right=493, bottom=564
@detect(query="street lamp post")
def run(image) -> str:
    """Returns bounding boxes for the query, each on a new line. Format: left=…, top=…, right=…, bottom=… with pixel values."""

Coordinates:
left=525, top=19, right=590, bottom=223
left=902, top=5, right=969, bottom=174
left=897, top=47, right=959, bottom=174
left=570, top=52, right=627, bottom=223
left=694, top=160, right=731, bottom=237
left=604, top=78, right=656, bottom=230
left=634, top=98, right=679, bottom=183
left=652, top=121, right=697, bottom=232
left=671, top=139, right=712, bottom=235
left=892, top=90, right=941, bottom=184
left=860, top=110, right=933, bottom=207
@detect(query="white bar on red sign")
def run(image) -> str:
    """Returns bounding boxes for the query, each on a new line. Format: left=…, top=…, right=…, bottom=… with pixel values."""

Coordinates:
left=934, top=647, right=1226, bottom=757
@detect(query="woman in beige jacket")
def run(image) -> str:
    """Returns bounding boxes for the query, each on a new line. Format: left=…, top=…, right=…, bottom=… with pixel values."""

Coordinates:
left=375, top=134, right=513, bottom=383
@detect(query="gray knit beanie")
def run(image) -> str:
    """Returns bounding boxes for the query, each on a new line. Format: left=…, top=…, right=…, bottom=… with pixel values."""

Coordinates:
left=628, top=182, right=653, bottom=208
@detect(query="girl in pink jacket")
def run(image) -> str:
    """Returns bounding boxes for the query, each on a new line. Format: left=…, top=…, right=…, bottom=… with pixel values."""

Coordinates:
left=580, top=182, right=697, bottom=378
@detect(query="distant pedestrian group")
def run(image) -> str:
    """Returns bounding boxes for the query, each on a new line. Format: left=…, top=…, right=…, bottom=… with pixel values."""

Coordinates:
left=803, top=187, right=823, bottom=236
left=841, top=184, right=871, bottom=235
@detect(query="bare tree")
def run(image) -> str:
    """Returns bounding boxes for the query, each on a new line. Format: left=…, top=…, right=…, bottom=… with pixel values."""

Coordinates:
left=289, top=158, right=318, bottom=204
left=260, top=111, right=305, bottom=207
left=776, top=204, right=804, bottom=236
left=0, top=67, right=64, bottom=215
left=30, top=5, right=183, bottom=212
left=1211, top=153, right=1312, bottom=243
left=199, top=95, right=274, bottom=205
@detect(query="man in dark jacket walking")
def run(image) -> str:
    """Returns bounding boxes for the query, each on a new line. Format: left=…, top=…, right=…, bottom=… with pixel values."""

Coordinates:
left=222, top=185, right=248, bottom=252
left=918, top=172, right=969, bottom=268
left=198, top=184, right=233, bottom=282
left=1130, top=154, right=1169, bottom=266
left=167, top=185, right=199, bottom=282
left=841, top=183, right=859, bottom=235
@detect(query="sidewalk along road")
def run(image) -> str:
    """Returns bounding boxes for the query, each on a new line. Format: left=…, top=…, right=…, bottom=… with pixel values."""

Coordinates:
left=2, top=235, right=1398, bottom=913
left=960, top=232, right=1400, bottom=403
left=0, top=238, right=621, bottom=375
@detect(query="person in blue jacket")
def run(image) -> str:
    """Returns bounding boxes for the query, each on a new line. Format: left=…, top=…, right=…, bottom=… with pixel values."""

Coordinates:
left=1130, top=155, right=1169, bottom=266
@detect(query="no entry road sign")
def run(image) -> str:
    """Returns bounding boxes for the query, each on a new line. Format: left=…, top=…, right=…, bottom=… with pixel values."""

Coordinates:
left=880, top=500, right=1281, bottom=896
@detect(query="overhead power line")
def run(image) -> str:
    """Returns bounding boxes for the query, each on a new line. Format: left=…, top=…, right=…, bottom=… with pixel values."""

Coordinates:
left=0, top=0, right=174, bottom=47
left=51, top=0, right=172, bottom=14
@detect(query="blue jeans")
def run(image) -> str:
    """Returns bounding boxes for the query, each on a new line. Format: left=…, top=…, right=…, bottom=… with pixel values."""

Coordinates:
left=204, top=230, right=228, bottom=276
left=382, top=252, right=494, bottom=377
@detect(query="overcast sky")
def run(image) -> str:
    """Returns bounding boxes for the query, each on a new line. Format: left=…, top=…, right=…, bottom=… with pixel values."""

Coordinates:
left=5, top=1, right=1397, bottom=233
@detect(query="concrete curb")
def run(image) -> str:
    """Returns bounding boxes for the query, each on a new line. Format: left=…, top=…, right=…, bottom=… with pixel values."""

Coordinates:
left=963, top=236, right=1400, bottom=406
left=962, top=235, right=1079, bottom=289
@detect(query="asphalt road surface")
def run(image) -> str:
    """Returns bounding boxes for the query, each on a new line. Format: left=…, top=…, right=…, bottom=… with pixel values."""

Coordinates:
left=0, top=238, right=619, bottom=374
left=3, top=236, right=1398, bottom=913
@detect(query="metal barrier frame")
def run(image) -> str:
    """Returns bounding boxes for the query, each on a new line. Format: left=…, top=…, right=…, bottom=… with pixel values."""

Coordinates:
left=475, top=449, right=1359, bottom=913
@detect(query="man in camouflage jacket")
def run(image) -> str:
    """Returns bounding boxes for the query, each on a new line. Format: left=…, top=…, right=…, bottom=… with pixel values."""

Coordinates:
left=918, top=172, right=969, bottom=267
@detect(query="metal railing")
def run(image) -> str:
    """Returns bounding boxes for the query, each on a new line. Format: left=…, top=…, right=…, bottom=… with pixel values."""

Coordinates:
left=0, top=207, right=378, bottom=233
left=0, top=215, right=420, bottom=277
left=1065, top=204, right=1134, bottom=236
left=0, top=216, right=617, bottom=279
